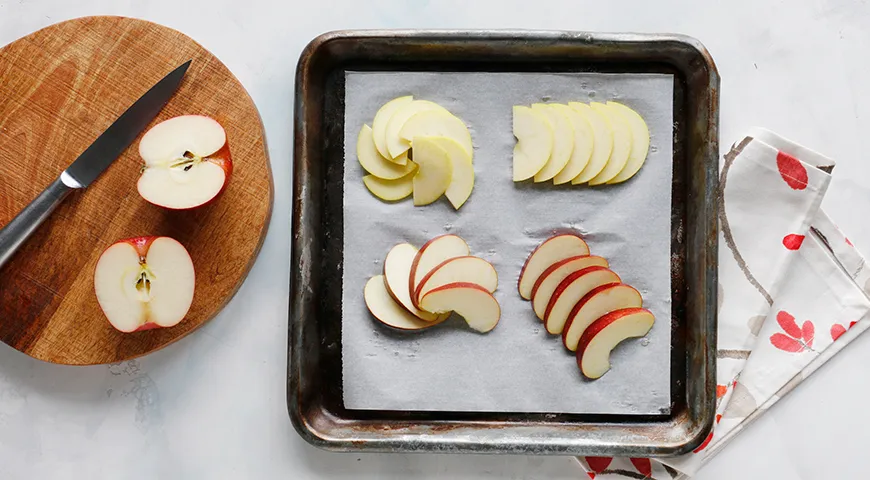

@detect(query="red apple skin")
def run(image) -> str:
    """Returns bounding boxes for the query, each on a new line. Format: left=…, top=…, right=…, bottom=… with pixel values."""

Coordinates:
left=517, top=233, right=588, bottom=297
left=413, top=255, right=479, bottom=308
left=576, top=307, right=652, bottom=370
left=562, top=283, right=640, bottom=349
left=407, top=234, right=466, bottom=307
left=139, top=141, right=234, bottom=211
left=420, top=282, right=501, bottom=330
left=542, top=266, right=616, bottom=323
left=530, top=254, right=591, bottom=300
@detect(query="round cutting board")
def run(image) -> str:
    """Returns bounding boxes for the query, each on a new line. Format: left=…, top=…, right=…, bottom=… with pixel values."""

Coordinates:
left=0, top=16, right=273, bottom=365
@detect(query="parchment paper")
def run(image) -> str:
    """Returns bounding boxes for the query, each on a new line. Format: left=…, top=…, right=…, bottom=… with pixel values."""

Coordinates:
left=341, top=72, right=673, bottom=414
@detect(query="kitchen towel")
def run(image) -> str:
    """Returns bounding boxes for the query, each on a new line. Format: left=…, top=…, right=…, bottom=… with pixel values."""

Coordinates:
left=578, top=129, right=870, bottom=479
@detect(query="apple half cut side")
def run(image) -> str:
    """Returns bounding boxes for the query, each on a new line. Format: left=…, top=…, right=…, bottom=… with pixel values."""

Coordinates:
left=577, top=308, right=654, bottom=379
left=420, top=282, right=501, bottom=333
left=137, top=115, right=233, bottom=210
left=563, top=283, right=643, bottom=351
left=543, top=266, right=621, bottom=335
left=399, top=111, right=473, bottom=159
left=551, top=104, right=594, bottom=185
left=357, top=124, right=416, bottom=179
left=605, top=101, right=650, bottom=184
left=411, top=137, right=452, bottom=206
left=512, top=105, right=553, bottom=181
left=587, top=102, right=632, bottom=186
left=517, top=233, right=590, bottom=300
left=530, top=255, right=609, bottom=320
left=364, top=275, right=447, bottom=330
left=408, top=234, right=470, bottom=303
left=386, top=100, right=449, bottom=159
left=372, top=95, right=414, bottom=160
left=94, top=236, right=195, bottom=333
left=384, top=243, right=440, bottom=322
left=531, top=104, right=574, bottom=183
left=414, top=256, right=497, bottom=307
left=568, top=102, right=613, bottom=185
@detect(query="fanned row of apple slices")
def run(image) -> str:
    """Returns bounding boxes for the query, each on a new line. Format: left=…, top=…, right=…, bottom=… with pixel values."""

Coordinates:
left=513, top=101, right=649, bottom=186
left=365, top=235, right=500, bottom=332
left=358, top=96, right=475, bottom=209
left=518, top=233, right=654, bottom=379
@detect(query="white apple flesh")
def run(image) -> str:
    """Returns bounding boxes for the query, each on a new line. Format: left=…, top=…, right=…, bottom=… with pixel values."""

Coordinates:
left=605, top=101, right=650, bottom=184
left=385, top=100, right=448, bottom=159
left=517, top=234, right=590, bottom=300
left=383, top=243, right=440, bottom=322
left=562, top=283, right=643, bottom=351
left=94, top=236, right=195, bottom=333
left=543, top=266, right=620, bottom=335
left=530, top=255, right=609, bottom=320
left=512, top=106, right=553, bottom=181
left=408, top=234, right=470, bottom=300
left=410, top=137, right=452, bottom=206
left=531, top=104, right=574, bottom=182
left=399, top=110, right=473, bottom=159
left=568, top=102, right=613, bottom=185
left=137, top=115, right=232, bottom=210
left=420, top=282, right=501, bottom=333
left=551, top=104, right=594, bottom=185
left=588, top=103, right=632, bottom=185
left=364, top=275, right=447, bottom=330
left=414, top=256, right=497, bottom=306
left=577, top=308, right=654, bottom=379
left=372, top=95, right=414, bottom=160
left=357, top=124, right=416, bottom=179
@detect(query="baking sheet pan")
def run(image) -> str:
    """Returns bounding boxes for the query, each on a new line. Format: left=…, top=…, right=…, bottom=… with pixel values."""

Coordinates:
left=290, top=30, right=719, bottom=457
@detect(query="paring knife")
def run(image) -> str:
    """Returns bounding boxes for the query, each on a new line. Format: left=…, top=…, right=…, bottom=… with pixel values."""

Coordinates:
left=0, top=60, right=191, bottom=270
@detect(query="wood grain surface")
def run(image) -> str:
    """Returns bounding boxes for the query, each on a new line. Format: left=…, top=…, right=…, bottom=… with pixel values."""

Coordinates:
left=0, top=16, right=273, bottom=365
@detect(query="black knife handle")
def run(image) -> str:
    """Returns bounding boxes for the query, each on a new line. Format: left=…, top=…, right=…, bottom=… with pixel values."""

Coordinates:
left=0, top=177, right=73, bottom=270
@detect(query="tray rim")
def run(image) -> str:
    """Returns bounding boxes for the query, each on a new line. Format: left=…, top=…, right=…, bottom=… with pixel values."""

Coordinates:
left=290, top=28, right=719, bottom=457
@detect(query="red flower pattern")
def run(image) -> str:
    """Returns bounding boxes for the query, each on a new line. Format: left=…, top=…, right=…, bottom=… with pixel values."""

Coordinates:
left=585, top=457, right=612, bottom=477
left=770, top=310, right=814, bottom=352
left=716, top=384, right=727, bottom=398
left=782, top=234, right=805, bottom=250
left=831, top=321, right=858, bottom=341
left=693, top=431, right=714, bottom=453
left=776, top=151, right=808, bottom=190
left=630, top=458, right=652, bottom=478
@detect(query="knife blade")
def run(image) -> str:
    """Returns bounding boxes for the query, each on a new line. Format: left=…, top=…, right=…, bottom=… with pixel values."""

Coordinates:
left=0, top=60, right=192, bottom=270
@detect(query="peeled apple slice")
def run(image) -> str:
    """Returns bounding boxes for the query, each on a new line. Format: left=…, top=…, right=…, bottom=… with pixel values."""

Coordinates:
left=411, top=137, right=452, bottom=206
left=531, top=104, right=574, bottom=182
left=399, top=111, right=473, bottom=159
left=422, top=136, right=474, bottom=210
left=364, top=275, right=446, bottom=331
left=357, top=125, right=416, bottom=179
left=605, top=102, right=650, bottom=184
left=386, top=100, right=448, bottom=159
left=551, top=104, right=594, bottom=185
left=372, top=95, right=413, bottom=160
left=588, top=102, right=632, bottom=185
left=363, top=168, right=416, bottom=201
left=568, top=102, right=613, bottom=185
left=512, top=106, right=553, bottom=182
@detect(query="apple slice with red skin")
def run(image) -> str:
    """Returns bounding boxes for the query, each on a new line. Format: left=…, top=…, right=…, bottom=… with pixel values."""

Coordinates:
left=420, top=282, right=501, bottom=333
left=530, top=255, right=609, bottom=320
left=414, top=256, right=497, bottom=308
left=384, top=243, right=440, bottom=322
left=543, top=266, right=620, bottom=335
left=137, top=115, right=233, bottom=210
left=364, top=275, right=448, bottom=330
left=94, top=236, right=195, bottom=333
left=577, top=308, right=655, bottom=379
left=562, top=283, right=643, bottom=351
left=408, top=234, right=469, bottom=303
left=518, top=234, right=589, bottom=300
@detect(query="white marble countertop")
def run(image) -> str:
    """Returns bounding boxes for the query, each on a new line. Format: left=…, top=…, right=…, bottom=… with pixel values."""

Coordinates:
left=2, top=1, right=870, bottom=478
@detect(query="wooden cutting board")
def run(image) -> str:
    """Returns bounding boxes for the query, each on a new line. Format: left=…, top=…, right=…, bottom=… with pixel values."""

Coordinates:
left=0, top=16, right=273, bottom=365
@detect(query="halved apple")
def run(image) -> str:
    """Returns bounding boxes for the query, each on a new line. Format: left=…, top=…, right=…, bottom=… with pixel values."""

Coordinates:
left=531, top=104, right=574, bottom=182
left=363, top=169, right=416, bottom=201
left=563, top=283, right=643, bottom=351
left=137, top=115, right=233, bottom=210
left=568, top=102, right=613, bottom=185
left=551, top=104, right=594, bottom=185
left=408, top=234, right=470, bottom=299
left=414, top=256, right=497, bottom=306
left=357, top=124, right=416, bottom=179
left=543, top=266, right=620, bottom=335
left=512, top=105, right=553, bottom=181
left=94, top=236, right=195, bottom=333
left=364, top=275, right=447, bottom=330
left=424, top=136, right=474, bottom=210
left=399, top=111, right=473, bottom=159
left=411, top=137, right=452, bottom=206
left=577, top=308, right=654, bottom=379
left=517, top=234, right=590, bottom=300
left=419, top=282, right=501, bottom=333
left=530, top=255, right=609, bottom=320
left=384, top=243, right=440, bottom=322
left=372, top=95, right=413, bottom=160
left=605, top=102, right=650, bottom=184
left=587, top=102, right=632, bottom=186
left=386, top=100, right=448, bottom=159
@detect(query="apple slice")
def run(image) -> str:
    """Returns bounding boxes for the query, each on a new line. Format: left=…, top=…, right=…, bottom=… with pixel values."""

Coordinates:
left=357, top=124, right=416, bottom=179
left=364, top=275, right=447, bottom=330
left=399, top=111, right=473, bottom=159
left=409, top=234, right=470, bottom=300
left=415, top=256, right=497, bottom=306
left=386, top=100, right=448, bottom=159
left=424, top=136, right=474, bottom=210
left=577, top=308, right=654, bottom=379
left=517, top=234, right=589, bottom=300
left=411, top=137, right=452, bottom=206
left=384, top=243, right=440, bottom=321
left=372, top=95, right=414, bottom=160
left=137, top=115, right=233, bottom=210
left=531, top=104, right=574, bottom=182
left=605, top=102, right=650, bottom=184
left=363, top=169, right=416, bottom=201
left=552, top=104, right=594, bottom=185
left=568, top=102, right=613, bottom=185
left=420, top=282, right=500, bottom=333
left=512, top=105, right=553, bottom=181
left=563, top=283, right=643, bottom=351
left=587, top=103, right=632, bottom=186
left=530, top=255, right=609, bottom=320
left=543, top=266, right=620, bottom=335
left=94, top=236, right=195, bottom=333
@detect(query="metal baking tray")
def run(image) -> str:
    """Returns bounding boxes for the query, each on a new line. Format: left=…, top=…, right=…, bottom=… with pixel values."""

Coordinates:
left=289, top=30, right=719, bottom=457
